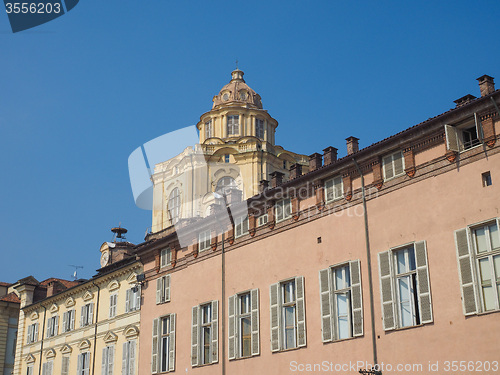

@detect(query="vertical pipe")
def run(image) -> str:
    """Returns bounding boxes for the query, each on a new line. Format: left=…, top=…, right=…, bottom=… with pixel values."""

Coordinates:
left=38, top=305, right=47, bottom=375
left=91, top=282, right=100, bottom=375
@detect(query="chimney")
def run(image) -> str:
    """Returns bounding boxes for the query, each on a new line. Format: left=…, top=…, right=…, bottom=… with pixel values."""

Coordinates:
left=259, top=179, right=269, bottom=193
left=346, top=136, right=359, bottom=155
left=477, top=75, right=495, bottom=97
left=46, top=281, right=55, bottom=297
left=289, top=163, right=302, bottom=179
left=308, top=153, right=323, bottom=171
left=226, top=188, right=242, bottom=205
left=323, top=146, right=338, bottom=165
left=454, top=94, right=477, bottom=107
left=270, top=171, right=284, bottom=188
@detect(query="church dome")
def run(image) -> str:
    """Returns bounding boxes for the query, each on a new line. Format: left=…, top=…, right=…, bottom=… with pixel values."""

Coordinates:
left=212, top=69, right=263, bottom=109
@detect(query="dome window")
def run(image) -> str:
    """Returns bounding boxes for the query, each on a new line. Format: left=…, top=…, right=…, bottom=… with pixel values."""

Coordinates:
left=227, top=115, right=239, bottom=136
left=256, top=119, right=264, bottom=139
left=205, top=120, right=213, bottom=139
left=168, top=188, right=181, bottom=225
left=223, top=92, right=230, bottom=101
left=239, top=91, right=247, bottom=100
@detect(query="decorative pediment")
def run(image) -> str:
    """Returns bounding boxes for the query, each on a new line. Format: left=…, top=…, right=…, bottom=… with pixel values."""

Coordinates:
left=103, top=331, right=118, bottom=343
left=126, top=273, right=138, bottom=285
left=108, top=280, right=120, bottom=291
left=124, top=325, right=140, bottom=339
left=82, top=291, right=94, bottom=302
left=65, top=297, right=75, bottom=308
left=49, top=303, right=59, bottom=313
left=78, top=339, right=91, bottom=351
left=30, top=311, right=39, bottom=321
left=45, top=348, right=56, bottom=359
left=25, top=354, right=36, bottom=364
left=60, top=344, right=72, bottom=354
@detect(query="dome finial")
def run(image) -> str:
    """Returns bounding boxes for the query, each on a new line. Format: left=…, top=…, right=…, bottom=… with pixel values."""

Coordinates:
left=235, top=59, right=238, bottom=70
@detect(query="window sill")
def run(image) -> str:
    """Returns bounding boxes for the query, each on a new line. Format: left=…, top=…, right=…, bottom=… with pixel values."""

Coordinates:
left=460, top=143, right=483, bottom=153
left=476, top=308, right=500, bottom=317
left=325, top=196, right=344, bottom=204
left=383, top=173, right=406, bottom=183
left=276, top=216, right=292, bottom=224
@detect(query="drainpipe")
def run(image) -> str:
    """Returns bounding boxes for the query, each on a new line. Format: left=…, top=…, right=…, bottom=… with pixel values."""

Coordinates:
left=38, top=305, right=47, bottom=375
left=91, top=282, right=101, bottom=375
left=352, top=158, right=379, bottom=369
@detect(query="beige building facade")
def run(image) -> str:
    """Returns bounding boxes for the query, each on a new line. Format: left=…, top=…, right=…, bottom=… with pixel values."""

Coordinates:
left=13, top=241, right=143, bottom=375
left=135, top=74, right=500, bottom=374
left=0, top=283, right=20, bottom=375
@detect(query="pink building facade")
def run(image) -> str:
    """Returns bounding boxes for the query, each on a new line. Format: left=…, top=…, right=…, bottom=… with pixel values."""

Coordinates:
left=134, top=74, right=500, bottom=375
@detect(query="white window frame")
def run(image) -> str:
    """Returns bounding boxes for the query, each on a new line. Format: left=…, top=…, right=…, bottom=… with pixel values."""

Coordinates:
left=81, top=303, right=94, bottom=327
left=228, top=289, right=259, bottom=360
left=393, top=247, right=419, bottom=328
left=191, top=301, right=218, bottom=367
left=27, top=322, right=38, bottom=344
left=255, top=119, right=264, bottom=139
left=200, top=304, right=212, bottom=365
left=77, top=352, right=90, bottom=375
left=205, top=120, right=213, bottom=139
left=109, top=294, right=117, bottom=318
left=199, top=230, right=211, bottom=252
left=227, top=115, right=239, bottom=136
left=151, top=314, right=176, bottom=374
left=445, top=116, right=483, bottom=152
left=101, top=345, right=114, bottom=375
left=160, top=248, right=172, bottom=268
left=324, top=176, right=343, bottom=202
left=168, top=188, right=181, bottom=225
left=257, top=214, right=268, bottom=227
left=46, top=315, right=59, bottom=338
left=234, top=216, right=249, bottom=238
left=62, top=309, right=75, bottom=333
left=382, top=151, right=405, bottom=181
left=125, top=287, right=141, bottom=312
left=275, top=198, right=292, bottom=223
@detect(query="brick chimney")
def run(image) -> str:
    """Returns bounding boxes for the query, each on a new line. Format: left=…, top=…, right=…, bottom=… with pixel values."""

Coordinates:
left=323, top=146, right=338, bottom=165
left=346, top=136, right=359, bottom=155
left=289, top=163, right=302, bottom=179
left=477, top=75, right=495, bottom=97
left=454, top=94, right=477, bottom=107
left=270, top=171, right=284, bottom=188
left=308, top=153, right=323, bottom=171
left=259, top=179, right=269, bottom=193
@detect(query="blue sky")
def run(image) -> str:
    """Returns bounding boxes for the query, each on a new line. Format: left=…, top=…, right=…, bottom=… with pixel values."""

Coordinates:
left=1, top=1, right=499, bottom=283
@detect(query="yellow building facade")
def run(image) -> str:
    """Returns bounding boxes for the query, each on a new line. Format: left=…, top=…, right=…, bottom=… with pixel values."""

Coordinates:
left=0, top=284, right=20, bottom=375
left=13, top=242, right=142, bottom=375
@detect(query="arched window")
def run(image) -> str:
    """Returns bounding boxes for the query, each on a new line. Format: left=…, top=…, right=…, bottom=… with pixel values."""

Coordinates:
left=227, top=115, right=239, bottom=136
left=168, top=188, right=181, bottom=224
left=216, top=177, right=237, bottom=195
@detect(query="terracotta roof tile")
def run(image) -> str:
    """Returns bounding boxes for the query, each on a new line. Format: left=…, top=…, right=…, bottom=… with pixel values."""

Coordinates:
left=0, top=292, right=20, bottom=303
left=0, top=282, right=11, bottom=287
left=40, top=278, right=80, bottom=289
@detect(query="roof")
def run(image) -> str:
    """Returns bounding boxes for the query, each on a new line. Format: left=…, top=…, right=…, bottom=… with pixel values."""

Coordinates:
left=0, top=292, right=20, bottom=304
left=0, top=282, right=11, bottom=287
left=40, top=278, right=80, bottom=289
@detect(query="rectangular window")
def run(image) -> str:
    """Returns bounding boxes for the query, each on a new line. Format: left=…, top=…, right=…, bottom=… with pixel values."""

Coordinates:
left=227, top=115, right=239, bottom=136
left=325, top=176, right=343, bottom=202
left=122, top=340, right=136, bottom=375
left=275, top=198, right=292, bottom=223
left=46, top=315, right=59, bottom=338
left=224, top=154, right=230, bottom=163
left=101, top=345, right=114, bottom=375
left=151, top=314, right=176, bottom=374
left=61, top=356, right=70, bottom=375
left=205, top=120, right=212, bottom=139
left=26, top=322, right=38, bottom=344
left=77, top=352, right=90, bottom=375
left=191, top=301, right=218, bottom=367
left=80, top=303, right=94, bottom=327
left=199, top=230, right=211, bottom=251
left=27, top=365, right=33, bottom=375
left=257, top=214, right=268, bottom=227
left=482, top=171, right=492, bottom=187
left=109, top=294, right=117, bottom=318
left=445, top=120, right=483, bottom=152
left=42, top=361, right=53, bottom=375
left=156, top=275, right=171, bottom=305
left=125, top=287, right=141, bottom=312
left=319, top=261, right=363, bottom=342
left=256, top=119, right=264, bottom=138
left=270, top=277, right=306, bottom=352
left=228, top=289, right=259, bottom=360
left=234, top=216, right=249, bottom=238
left=160, top=248, right=172, bottom=268
left=378, top=241, right=432, bottom=331
left=62, top=309, right=75, bottom=332
left=382, top=151, right=405, bottom=180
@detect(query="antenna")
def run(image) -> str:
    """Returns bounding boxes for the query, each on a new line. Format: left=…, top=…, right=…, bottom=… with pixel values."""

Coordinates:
left=111, top=223, right=128, bottom=242
left=68, top=265, right=83, bottom=280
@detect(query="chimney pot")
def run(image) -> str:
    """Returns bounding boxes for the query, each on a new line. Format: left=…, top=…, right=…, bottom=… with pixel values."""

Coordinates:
left=269, top=172, right=285, bottom=188
left=289, top=163, right=303, bottom=179
left=259, top=179, right=269, bottom=193
left=308, top=153, right=323, bottom=171
left=323, top=146, right=338, bottom=165
left=346, top=136, right=360, bottom=155
left=454, top=94, right=477, bottom=107
left=477, top=75, right=495, bottom=97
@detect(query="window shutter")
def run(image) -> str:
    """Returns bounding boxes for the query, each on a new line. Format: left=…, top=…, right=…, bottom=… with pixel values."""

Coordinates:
left=168, top=314, right=176, bottom=372
left=122, top=343, right=127, bottom=375
left=125, top=289, right=131, bottom=312
left=269, top=283, right=280, bottom=352
left=378, top=251, right=396, bottom=330
left=109, top=296, right=114, bottom=317
left=211, top=300, right=219, bottom=364
left=27, top=324, right=32, bottom=343
left=89, top=303, right=94, bottom=325
left=84, top=353, right=90, bottom=375
left=251, top=288, right=260, bottom=356
left=191, top=306, right=199, bottom=367
left=108, top=346, right=114, bottom=375
left=135, top=287, right=141, bottom=310
left=383, top=155, right=394, bottom=180
left=46, top=318, right=52, bottom=338
left=295, top=276, right=307, bottom=347
left=454, top=228, right=478, bottom=315
left=42, top=362, right=46, bottom=375
left=77, top=354, right=82, bottom=375
left=228, top=295, right=236, bottom=360
left=318, top=268, right=333, bottom=342
left=101, top=348, right=107, bottom=375
left=156, top=278, right=162, bottom=304
left=81, top=306, right=85, bottom=327
left=70, top=310, right=75, bottom=330
left=54, top=316, right=58, bottom=336
left=445, top=125, right=459, bottom=152
left=414, top=241, right=433, bottom=323
left=151, top=318, right=159, bottom=374
left=129, top=340, right=136, bottom=375
left=61, top=356, right=69, bottom=375
left=165, top=275, right=171, bottom=302
left=34, top=323, right=38, bottom=342
left=349, top=260, right=364, bottom=337
left=474, top=113, right=484, bottom=142
left=62, top=312, right=67, bottom=333
left=393, top=152, right=404, bottom=176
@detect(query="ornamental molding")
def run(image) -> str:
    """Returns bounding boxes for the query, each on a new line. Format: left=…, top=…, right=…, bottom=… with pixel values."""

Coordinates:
left=45, top=348, right=56, bottom=359
left=49, top=303, right=58, bottom=313
left=25, top=354, right=36, bottom=364
left=104, top=331, right=118, bottom=343
left=60, top=344, right=72, bottom=354
left=78, top=339, right=91, bottom=351
left=65, top=297, right=75, bottom=308
left=126, top=272, right=138, bottom=285
left=124, top=325, right=140, bottom=339
left=82, top=291, right=94, bottom=302
left=108, top=280, right=120, bottom=291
